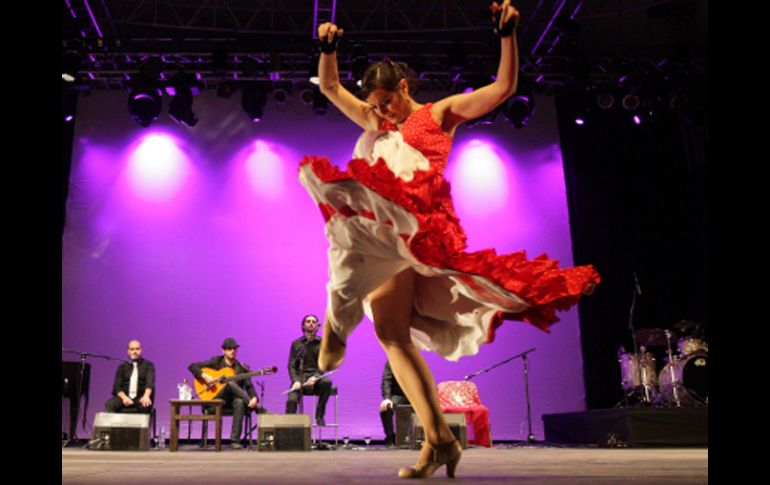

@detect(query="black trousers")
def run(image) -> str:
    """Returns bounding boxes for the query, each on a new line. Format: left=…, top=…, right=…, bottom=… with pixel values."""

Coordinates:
left=105, top=396, right=153, bottom=413
left=209, top=382, right=253, bottom=440
left=379, top=394, right=409, bottom=444
left=285, top=376, right=332, bottom=419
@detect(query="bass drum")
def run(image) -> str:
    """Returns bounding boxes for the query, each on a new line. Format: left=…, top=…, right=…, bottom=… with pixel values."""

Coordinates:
left=658, top=352, right=708, bottom=405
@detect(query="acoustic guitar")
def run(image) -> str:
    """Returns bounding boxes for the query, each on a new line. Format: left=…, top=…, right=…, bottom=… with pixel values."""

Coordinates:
left=194, top=365, right=277, bottom=401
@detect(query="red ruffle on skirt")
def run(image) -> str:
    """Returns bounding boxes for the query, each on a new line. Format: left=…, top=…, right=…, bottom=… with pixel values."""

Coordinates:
left=300, top=154, right=601, bottom=336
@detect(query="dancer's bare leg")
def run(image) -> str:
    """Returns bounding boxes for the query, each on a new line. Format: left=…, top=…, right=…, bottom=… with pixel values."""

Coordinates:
left=368, top=268, right=454, bottom=446
left=318, top=311, right=346, bottom=372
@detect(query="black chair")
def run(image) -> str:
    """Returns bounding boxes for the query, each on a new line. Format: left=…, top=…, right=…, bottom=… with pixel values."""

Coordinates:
left=297, top=385, right=339, bottom=446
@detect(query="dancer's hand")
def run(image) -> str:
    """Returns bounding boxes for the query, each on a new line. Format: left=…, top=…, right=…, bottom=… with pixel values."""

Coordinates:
left=317, top=22, right=344, bottom=44
left=380, top=399, right=394, bottom=412
left=491, top=1, right=520, bottom=33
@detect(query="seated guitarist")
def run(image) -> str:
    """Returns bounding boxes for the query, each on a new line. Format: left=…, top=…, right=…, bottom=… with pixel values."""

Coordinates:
left=285, top=314, right=333, bottom=426
left=188, top=337, right=258, bottom=449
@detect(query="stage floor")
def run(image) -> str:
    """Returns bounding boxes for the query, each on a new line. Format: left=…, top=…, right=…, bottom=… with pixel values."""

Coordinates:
left=62, top=445, right=707, bottom=484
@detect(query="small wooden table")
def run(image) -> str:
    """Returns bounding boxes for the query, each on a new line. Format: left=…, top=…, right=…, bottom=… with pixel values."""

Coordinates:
left=169, top=399, right=225, bottom=452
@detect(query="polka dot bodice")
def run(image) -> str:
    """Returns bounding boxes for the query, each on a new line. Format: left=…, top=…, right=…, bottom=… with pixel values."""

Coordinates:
left=379, top=103, right=453, bottom=175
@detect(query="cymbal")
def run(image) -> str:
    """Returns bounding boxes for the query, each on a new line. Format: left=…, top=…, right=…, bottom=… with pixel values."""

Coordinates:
left=674, top=320, right=701, bottom=333
left=635, top=328, right=672, bottom=346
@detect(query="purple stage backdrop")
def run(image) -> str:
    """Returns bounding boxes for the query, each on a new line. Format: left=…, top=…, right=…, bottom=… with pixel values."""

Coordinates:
left=63, top=90, right=587, bottom=441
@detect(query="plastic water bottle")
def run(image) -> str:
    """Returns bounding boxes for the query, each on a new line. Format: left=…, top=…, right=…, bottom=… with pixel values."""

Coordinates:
left=158, top=426, right=166, bottom=449
left=178, top=378, right=192, bottom=400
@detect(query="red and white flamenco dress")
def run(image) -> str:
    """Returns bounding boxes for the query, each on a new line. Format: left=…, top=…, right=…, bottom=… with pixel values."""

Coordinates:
left=299, top=103, right=600, bottom=361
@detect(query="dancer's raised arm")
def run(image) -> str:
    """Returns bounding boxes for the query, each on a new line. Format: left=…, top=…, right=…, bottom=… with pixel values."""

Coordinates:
left=433, top=1, right=521, bottom=134
left=316, top=22, right=381, bottom=131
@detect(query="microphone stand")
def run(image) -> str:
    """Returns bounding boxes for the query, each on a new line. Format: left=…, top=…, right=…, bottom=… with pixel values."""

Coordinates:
left=249, top=380, right=267, bottom=449
left=619, top=273, right=651, bottom=407
left=254, top=380, right=266, bottom=408
left=62, top=348, right=127, bottom=447
left=295, top=336, right=323, bottom=448
left=465, top=348, right=537, bottom=443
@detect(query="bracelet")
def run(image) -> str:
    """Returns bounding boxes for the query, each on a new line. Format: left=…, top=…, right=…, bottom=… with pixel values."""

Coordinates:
left=493, top=12, right=517, bottom=38
left=319, top=33, right=339, bottom=54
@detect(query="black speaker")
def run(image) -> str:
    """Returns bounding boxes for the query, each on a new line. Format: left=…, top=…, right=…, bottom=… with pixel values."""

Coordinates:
left=258, top=414, right=311, bottom=451
left=410, top=413, right=468, bottom=449
left=91, top=412, right=150, bottom=451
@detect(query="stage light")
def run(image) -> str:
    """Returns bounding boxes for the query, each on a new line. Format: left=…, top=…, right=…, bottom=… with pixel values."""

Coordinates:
left=622, top=94, right=640, bottom=111
left=62, top=86, right=77, bottom=123
left=272, top=81, right=292, bottom=107
left=269, top=51, right=281, bottom=81
left=596, top=92, right=615, bottom=109
left=127, top=60, right=164, bottom=128
left=352, top=44, right=369, bottom=86
left=128, top=86, right=162, bottom=128
left=62, top=40, right=83, bottom=83
left=300, top=87, right=314, bottom=106
left=503, top=94, right=535, bottom=129
left=167, top=72, right=200, bottom=127
left=309, top=47, right=320, bottom=85
left=274, top=87, right=288, bottom=105
left=241, top=82, right=268, bottom=122
left=313, top=86, right=328, bottom=115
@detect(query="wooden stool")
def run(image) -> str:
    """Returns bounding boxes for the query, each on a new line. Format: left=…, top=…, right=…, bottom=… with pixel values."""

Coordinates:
left=169, top=399, right=225, bottom=452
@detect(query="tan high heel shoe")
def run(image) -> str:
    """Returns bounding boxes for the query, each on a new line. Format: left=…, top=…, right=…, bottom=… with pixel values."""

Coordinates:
left=318, top=320, right=346, bottom=372
left=398, top=439, right=462, bottom=479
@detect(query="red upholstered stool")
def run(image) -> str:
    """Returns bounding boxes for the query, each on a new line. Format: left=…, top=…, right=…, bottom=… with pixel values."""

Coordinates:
left=437, top=381, right=491, bottom=447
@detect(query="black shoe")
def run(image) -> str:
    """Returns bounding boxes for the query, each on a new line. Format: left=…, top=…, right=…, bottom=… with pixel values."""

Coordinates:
left=316, top=417, right=326, bottom=426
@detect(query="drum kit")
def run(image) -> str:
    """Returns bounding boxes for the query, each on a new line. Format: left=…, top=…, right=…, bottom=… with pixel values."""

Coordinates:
left=616, top=320, right=708, bottom=407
